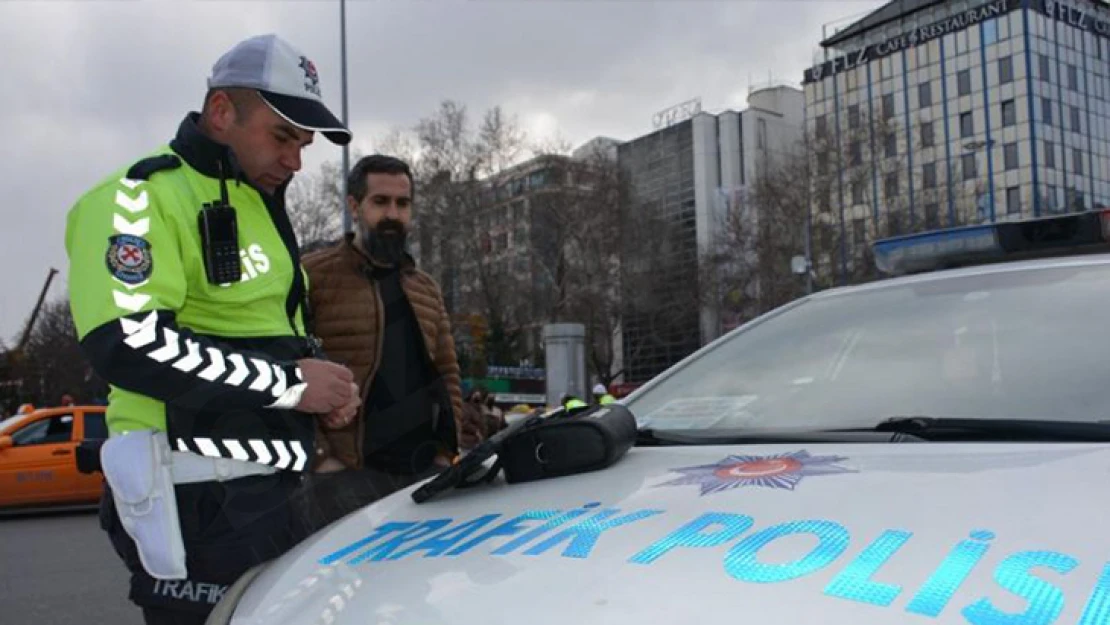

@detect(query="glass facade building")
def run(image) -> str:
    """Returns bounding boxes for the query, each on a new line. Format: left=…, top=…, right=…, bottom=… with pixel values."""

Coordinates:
left=804, top=0, right=1110, bottom=243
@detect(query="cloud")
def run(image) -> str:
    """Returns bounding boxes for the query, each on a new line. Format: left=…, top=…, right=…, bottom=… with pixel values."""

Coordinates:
left=0, top=0, right=880, bottom=343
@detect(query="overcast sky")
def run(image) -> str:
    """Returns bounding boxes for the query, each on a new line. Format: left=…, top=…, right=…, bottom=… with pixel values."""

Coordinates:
left=0, top=0, right=880, bottom=344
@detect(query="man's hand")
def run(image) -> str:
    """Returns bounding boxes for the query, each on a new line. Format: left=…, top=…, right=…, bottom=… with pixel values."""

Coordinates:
left=295, top=359, right=355, bottom=414
left=320, top=382, right=360, bottom=429
left=316, top=456, right=347, bottom=473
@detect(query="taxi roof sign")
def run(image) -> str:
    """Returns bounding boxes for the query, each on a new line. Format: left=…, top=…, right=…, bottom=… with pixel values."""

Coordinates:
left=873, top=210, right=1110, bottom=276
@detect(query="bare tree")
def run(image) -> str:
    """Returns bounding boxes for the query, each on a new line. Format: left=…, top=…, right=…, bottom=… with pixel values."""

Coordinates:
left=4, top=299, right=104, bottom=409
left=287, top=159, right=355, bottom=250
left=520, top=143, right=631, bottom=385
left=702, top=111, right=921, bottom=326
left=374, top=100, right=534, bottom=375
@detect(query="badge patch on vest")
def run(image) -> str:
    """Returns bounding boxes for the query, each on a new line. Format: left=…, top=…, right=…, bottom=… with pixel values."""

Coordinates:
left=106, top=234, right=153, bottom=285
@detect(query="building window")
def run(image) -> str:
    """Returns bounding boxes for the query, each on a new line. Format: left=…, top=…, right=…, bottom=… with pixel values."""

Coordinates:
left=1006, top=186, right=1021, bottom=214
left=1001, top=99, right=1016, bottom=127
left=757, top=118, right=768, bottom=149
left=1042, top=97, right=1053, bottom=125
left=885, top=172, right=899, bottom=199
left=984, top=18, right=998, bottom=44
left=1003, top=142, right=1019, bottom=170
left=918, top=82, right=932, bottom=108
left=919, top=121, right=936, bottom=148
left=882, top=94, right=895, bottom=120
left=888, top=212, right=903, bottom=237
left=849, top=105, right=861, bottom=129
left=1039, top=54, right=1051, bottom=82
left=1045, top=140, right=1056, bottom=169
left=960, top=111, right=974, bottom=138
left=851, top=180, right=865, bottom=205
left=817, top=153, right=829, bottom=176
left=884, top=132, right=897, bottom=157
left=1070, top=106, right=1081, bottom=132
left=925, top=203, right=940, bottom=228
left=1068, top=64, right=1079, bottom=90
left=998, top=56, right=1014, bottom=84
left=850, top=140, right=863, bottom=166
left=1047, top=185, right=1058, bottom=210
left=923, top=162, right=937, bottom=188
left=1073, top=149, right=1083, bottom=176
left=815, top=114, right=828, bottom=139
left=962, top=154, right=978, bottom=180
left=853, top=219, right=866, bottom=245
left=957, top=70, right=972, bottom=96
left=921, top=121, right=935, bottom=147
left=1069, top=188, right=1086, bottom=211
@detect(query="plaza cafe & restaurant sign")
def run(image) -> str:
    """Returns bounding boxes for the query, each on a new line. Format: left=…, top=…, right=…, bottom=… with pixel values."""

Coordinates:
left=803, top=0, right=1110, bottom=85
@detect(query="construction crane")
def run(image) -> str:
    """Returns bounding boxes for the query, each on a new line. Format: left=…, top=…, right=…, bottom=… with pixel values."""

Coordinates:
left=0, top=268, right=59, bottom=408
left=8, top=267, right=59, bottom=361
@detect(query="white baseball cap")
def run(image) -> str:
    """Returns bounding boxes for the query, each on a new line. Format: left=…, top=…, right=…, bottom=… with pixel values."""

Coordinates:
left=207, top=34, right=352, bottom=146
left=593, top=384, right=607, bottom=395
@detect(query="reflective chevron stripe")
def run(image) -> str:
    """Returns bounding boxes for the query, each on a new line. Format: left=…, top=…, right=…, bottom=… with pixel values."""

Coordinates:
left=175, top=437, right=309, bottom=471
left=116, top=311, right=307, bottom=407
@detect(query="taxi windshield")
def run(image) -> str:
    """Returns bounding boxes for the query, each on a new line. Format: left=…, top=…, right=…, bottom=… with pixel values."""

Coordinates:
left=0, top=415, right=26, bottom=433
left=625, top=260, right=1110, bottom=432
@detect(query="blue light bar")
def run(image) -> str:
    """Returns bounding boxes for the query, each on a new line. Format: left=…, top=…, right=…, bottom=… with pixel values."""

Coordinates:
left=873, top=224, right=1002, bottom=276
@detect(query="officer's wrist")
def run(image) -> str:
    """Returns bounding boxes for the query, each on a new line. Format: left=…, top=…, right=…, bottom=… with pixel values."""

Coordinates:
left=266, top=363, right=306, bottom=409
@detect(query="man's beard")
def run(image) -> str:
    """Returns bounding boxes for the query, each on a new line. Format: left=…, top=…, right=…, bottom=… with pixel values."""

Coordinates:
left=360, top=219, right=408, bottom=266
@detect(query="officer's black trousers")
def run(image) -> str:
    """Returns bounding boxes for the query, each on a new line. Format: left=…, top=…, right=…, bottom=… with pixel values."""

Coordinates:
left=99, top=471, right=307, bottom=623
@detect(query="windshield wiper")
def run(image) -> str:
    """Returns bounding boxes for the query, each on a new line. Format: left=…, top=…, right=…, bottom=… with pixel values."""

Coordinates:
left=635, top=417, right=1110, bottom=446
left=870, top=416, right=1110, bottom=442
left=635, top=427, right=925, bottom=446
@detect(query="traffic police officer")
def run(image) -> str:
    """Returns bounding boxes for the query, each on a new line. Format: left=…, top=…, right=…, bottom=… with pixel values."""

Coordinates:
left=592, top=383, right=616, bottom=405
left=66, top=34, right=360, bottom=625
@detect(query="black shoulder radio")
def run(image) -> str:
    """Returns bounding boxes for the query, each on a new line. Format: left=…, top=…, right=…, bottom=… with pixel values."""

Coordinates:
left=198, top=162, right=241, bottom=285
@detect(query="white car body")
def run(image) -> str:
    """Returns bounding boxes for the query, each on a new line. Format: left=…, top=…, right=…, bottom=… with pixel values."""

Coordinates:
left=218, top=239, right=1110, bottom=625
left=229, top=441, right=1110, bottom=625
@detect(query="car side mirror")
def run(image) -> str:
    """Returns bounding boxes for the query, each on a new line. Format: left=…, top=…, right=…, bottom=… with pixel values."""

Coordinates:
left=0, top=435, right=12, bottom=451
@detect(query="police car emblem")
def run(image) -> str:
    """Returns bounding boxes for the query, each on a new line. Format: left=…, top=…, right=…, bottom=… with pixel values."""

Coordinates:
left=106, top=234, right=153, bottom=285
left=659, top=450, right=855, bottom=495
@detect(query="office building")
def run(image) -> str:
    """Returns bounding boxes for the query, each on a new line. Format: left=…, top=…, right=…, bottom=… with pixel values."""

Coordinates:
left=803, top=0, right=1110, bottom=255
left=618, top=85, right=804, bottom=383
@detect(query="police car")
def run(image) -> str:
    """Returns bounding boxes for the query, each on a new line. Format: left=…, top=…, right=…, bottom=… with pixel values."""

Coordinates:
left=209, top=210, right=1110, bottom=625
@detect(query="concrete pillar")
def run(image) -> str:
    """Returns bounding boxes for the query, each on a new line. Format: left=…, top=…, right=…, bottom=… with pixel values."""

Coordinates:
left=543, top=323, right=587, bottom=406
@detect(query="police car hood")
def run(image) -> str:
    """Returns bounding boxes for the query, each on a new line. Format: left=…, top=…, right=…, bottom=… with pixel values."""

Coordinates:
left=230, top=443, right=1110, bottom=624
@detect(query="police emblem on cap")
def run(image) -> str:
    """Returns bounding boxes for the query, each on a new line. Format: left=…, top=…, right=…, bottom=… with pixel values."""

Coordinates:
left=299, top=56, right=321, bottom=97
left=106, top=234, right=153, bottom=285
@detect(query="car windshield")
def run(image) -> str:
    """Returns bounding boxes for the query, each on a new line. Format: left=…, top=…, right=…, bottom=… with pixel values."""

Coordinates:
left=625, top=260, right=1110, bottom=432
left=0, top=415, right=26, bottom=433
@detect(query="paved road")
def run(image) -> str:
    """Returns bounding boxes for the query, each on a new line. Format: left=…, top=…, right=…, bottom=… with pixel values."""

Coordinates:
left=0, top=508, right=142, bottom=625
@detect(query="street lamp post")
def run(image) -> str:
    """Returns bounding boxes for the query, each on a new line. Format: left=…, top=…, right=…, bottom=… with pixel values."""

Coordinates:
left=340, top=0, right=352, bottom=235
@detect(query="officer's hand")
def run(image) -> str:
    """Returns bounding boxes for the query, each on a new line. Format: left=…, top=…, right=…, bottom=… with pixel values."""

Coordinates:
left=295, top=359, right=354, bottom=414
left=320, top=383, right=360, bottom=429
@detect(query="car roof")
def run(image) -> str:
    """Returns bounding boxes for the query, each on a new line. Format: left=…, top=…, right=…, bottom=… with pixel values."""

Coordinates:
left=809, top=252, right=1110, bottom=301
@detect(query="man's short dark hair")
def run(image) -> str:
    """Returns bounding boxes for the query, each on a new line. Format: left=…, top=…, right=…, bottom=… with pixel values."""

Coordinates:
left=348, top=155, right=414, bottom=203
left=200, top=87, right=261, bottom=122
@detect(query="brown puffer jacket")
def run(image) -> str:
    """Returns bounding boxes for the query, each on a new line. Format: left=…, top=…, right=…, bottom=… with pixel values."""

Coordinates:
left=302, top=235, right=463, bottom=470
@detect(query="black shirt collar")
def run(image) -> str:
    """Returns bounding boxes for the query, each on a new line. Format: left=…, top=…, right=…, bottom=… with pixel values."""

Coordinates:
left=168, top=112, right=247, bottom=182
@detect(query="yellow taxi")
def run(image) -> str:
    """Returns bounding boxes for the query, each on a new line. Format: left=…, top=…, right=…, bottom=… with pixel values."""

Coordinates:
left=0, top=405, right=107, bottom=510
